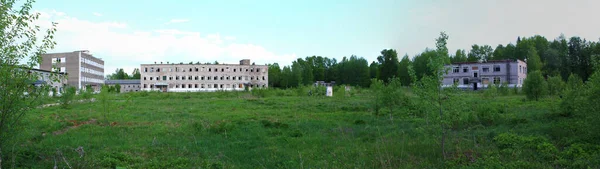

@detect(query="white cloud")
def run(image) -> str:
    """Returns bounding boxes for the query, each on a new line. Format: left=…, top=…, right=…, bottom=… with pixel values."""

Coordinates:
left=92, top=12, right=102, bottom=17
left=165, top=19, right=189, bottom=24
left=34, top=10, right=295, bottom=76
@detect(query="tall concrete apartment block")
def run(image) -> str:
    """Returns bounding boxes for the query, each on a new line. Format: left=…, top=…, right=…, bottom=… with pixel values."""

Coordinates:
left=140, top=59, right=268, bottom=92
left=40, top=50, right=105, bottom=91
left=443, top=59, right=528, bottom=89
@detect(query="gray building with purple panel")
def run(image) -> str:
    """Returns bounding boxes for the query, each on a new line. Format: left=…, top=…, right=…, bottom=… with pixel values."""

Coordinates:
left=443, top=59, right=528, bottom=89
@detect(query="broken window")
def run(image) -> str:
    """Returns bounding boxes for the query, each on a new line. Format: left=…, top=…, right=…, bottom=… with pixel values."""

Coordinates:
left=189, top=76, right=192, bottom=80
left=453, top=78, right=459, bottom=84
left=494, top=65, right=501, bottom=72
left=143, top=84, right=147, bottom=88
left=195, top=76, right=199, bottom=80
left=144, top=68, right=148, bottom=72
left=150, top=67, right=154, bottom=72
left=256, top=68, right=260, bottom=72
left=195, top=68, right=199, bottom=72
left=157, top=68, right=160, bottom=72
left=226, top=76, right=230, bottom=80
left=189, top=68, right=192, bottom=72
left=453, top=67, right=459, bottom=73
left=214, top=84, right=218, bottom=88
left=201, top=76, right=205, bottom=80
left=233, top=69, right=237, bottom=72
left=221, top=68, right=224, bottom=72
left=208, top=76, right=211, bottom=80
left=232, top=76, right=236, bottom=80
left=214, top=76, right=218, bottom=80
left=482, top=66, right=489, bottom=73
left=209, top=68, right=212, bottom=72
left=144, top=77, right=147, bottom=80
left=463, top=78, right=469, bottom=85
left=188, top=84, right=192, bottom=88
left=220, top=76, right=223, bottom=80
left=182, top=84, right=186, bottom=88
left=245, top=69, right=248, bottom=72
left=176, top=76, right=179, bottom=80
left=262, top=76, right=265, bottom=80
left=150, top=77, right=153, bottom=80
left=493, top=77, right=501, bottom=84
left=220, top=84, right=223, bottom=88
left=169, top=76, right=173, bottom=80
left=462, top=66, right=468, bottom=73
left=201, top=84, right=205, bottom=88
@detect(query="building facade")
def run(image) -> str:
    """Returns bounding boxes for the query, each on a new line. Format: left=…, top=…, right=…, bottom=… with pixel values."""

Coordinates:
left=105, top=80, right=141, bottom=93
left=443, top=59, right=527, bottom=89
left=140, top=59, right=268, bottom=92
left=40, top=50, right=105, bottom=91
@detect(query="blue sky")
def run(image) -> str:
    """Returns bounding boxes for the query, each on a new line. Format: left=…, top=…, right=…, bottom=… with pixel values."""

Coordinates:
left=32, top=0, right=600, bottom=75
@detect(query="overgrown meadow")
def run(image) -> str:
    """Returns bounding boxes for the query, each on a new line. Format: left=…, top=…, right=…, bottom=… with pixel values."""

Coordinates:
left=6, top=81, right=599, bottom=168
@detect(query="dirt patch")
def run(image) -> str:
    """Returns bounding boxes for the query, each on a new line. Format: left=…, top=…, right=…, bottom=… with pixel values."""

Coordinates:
left=52, top=119, right=97, bottom=135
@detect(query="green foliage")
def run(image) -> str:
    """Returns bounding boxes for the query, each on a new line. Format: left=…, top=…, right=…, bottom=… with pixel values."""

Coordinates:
left=115, top=83, right=121, bottom=93
left=527, top=47, right=543, bottom=72
left=377, top=49, right=399, bottom=83
left=398, top=55, right=412, bottom=86
left=59, top=87, right=77, bottom=109
left=498, top=82, right=510, bottom=96
left=484, top=84, right=498, bottom=98
left=546, top=76, right=565, bottom=96
left=98, top=85, right=112, bottom=123
left=523, top=71, right=547, bottom=101
left=369, top=79, right=384, bottom=115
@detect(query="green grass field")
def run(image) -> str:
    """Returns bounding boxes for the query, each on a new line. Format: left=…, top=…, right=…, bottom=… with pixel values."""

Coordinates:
left=8, top=89, right=600, bottom=168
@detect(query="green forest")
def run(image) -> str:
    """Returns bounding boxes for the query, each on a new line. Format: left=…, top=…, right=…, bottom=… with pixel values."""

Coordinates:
left=267, top=34, right=600, bottom=88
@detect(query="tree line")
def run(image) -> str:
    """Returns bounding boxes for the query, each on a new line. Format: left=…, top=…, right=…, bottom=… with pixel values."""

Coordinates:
left=106, top=68, right=141, bottom=80
left=268, top=34, right=600, bottom=87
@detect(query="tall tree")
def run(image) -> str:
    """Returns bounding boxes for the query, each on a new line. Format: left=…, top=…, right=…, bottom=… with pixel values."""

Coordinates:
left=527, top=47, right=542, bottom=72
left=451, top=49, right=467, bottom=63
left=377, top=49, right=399, bottom=83
left=369, top=61, right=379, bottom=79
left=492, top=44, right=505, bottom=60
left=131, top=68, right=141, bottom=79
left=398, top=54, right=412, bottom=86
left=467, top=44, right=493, bottom=62
left=268, top=63, right=282, bottom=87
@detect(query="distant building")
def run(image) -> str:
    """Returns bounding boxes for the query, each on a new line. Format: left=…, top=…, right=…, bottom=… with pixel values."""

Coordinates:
left=104, top=80, right=141, bottom=93
left=443, top=59, right=528, bottom=89
left=140, top=59, right=268, bottom=92
left=29, top=68, right=68, bottom=95
left=40, top=50, right=104, bottom=91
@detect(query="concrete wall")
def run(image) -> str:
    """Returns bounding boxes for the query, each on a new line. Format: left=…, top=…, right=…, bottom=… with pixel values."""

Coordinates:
left=41, top=51, right=104, bottom=91
left=443, top=60, right=527, bottom=88
left=140, top=62, right=268, bottom=92
left=106, top=84, right=141, bottom=93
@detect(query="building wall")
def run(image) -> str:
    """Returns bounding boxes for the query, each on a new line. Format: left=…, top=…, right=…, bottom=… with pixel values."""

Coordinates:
left=140, top=62, right=268, bottom=92
left=443, top=60, right=527, bottom=88
left=106, top=84, right=141, bottom=93
left=41, top=51, right=104, bottom=91
left=30, top=69, right=67, bottom=95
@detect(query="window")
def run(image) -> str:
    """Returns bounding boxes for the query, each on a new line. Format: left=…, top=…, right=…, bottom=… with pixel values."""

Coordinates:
left=493, top=77, right=501, bottom=84
left=233, top=76, right=236, bottom=80
left=176, top=84, right=179, bottom=88
left=169, top=76, right=173, bottom=80
left=226, top=76, right=230, bottom=80
left=182, top=84, right=186, bottom=88
left=195, top=84, right=198, bottom=88
left=208, top=76, right=211, bottom=80
left=245, top=69, right=248, bottom=72
left=453, top=67, right=459, bottom=73
left=176, top=76, right=180, bottom=80
left=214, top=76, right=218, bottom=80
left=221, top=68, right=224, bottom=72
left=144, top=77, right=147, bottom=80
left=144, top=68, right=148, bottom=72
left=201, top=76, right=205, bottom=80
left=143, top=84, right=147, bottom=88
left=209, top=68, right=212, bottom=72
left=201, top=84, right=205, bottom=88
left=453, top=78, right=459, bottom=84
left=189, top=68, right=192, bottom=72
left=150, top=77, right=153, bottom=80
left=169, top=68, right=172, bottom=72
left=195, top=76, right=199, bottom=80
left=162, top=76, right=166, bottom=80
left=157, top=68, right=160, bottom=72
left=150, top=67, right=154, bottom=72
left=189, top=76, right=193, bottom=80
left=220, top=76, right=223, bottom=80
left=482, top=66, right=489, bottom=73
left=233, top=69, right=237, bottom=72
left=463, top=78, right=469, bottom=85
left=214, top=84, right=218, bottom=88
left=462, top=66, right=469, bottom=73
left=256, top=68, right=261, bottom=72
left=188, top=84, right=192, bottom=88
left=519, top=65, right=522, bottom=73
left=195, top=68, right=199, bottom=72
left=482, top=78, right=490, bottom=84
left=262, top=76, right=265, bottom=80
left=494, top=65, right=501, bottom=72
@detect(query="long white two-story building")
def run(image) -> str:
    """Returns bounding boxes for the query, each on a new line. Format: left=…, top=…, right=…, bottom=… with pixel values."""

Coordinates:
left=443, top=59, right=528, bottom=89
left=140, top=59, right=268, bottom=92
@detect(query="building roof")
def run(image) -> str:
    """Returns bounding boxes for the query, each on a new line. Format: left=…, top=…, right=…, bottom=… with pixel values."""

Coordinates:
left=105, top=79, right=141, bottom=84
left=450, top=59, right=525, bottom=65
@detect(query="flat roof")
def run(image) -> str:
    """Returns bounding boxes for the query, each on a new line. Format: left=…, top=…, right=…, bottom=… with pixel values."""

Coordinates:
left=450, top=59, right=525, bottom=65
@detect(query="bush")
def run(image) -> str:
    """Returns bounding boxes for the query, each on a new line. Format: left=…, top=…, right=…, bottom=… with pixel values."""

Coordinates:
left=115, top=83, right=121, bottom=93
left=59, top=87, right=77, bottom=109
left=523, top=71, right=547, bottom=101
left=498, top=82, right=510, bottom=96
left=546, top=76, right=565, bottom=96
left=484, top=84, right=497, bottom=98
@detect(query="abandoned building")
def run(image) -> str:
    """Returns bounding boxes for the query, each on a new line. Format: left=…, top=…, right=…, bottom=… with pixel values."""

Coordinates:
left=443, top=59, right=528, bottom=90
left=40, top=50, right=105, bottom=92
left=104, top=80, right=141, bottom=93
left=140, top=59, right=268, bottom=92
left=30, top=68, right=68, bottom=95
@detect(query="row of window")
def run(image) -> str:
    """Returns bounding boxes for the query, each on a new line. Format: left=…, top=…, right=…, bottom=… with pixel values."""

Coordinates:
left=143, top=83, right=266, bottom=89
left=52, top=57, right=66, bottom=63
left=453, top=65, right=502, bottom=73
left=454, top=77, right=502, bottom=85
left=82, top=58, right=103, bottom=68
left=81, top=67, right=103, bottom=76
left=519, top=65, right=527, bottom=74
left=143, top=75, right=266, bottom=81
left=144, top=66, right=264, bottom=73
left=82, top=77, right=103, bottom=83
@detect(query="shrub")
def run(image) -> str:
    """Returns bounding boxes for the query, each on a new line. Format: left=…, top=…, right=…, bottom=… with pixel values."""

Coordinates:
left=59, top=87, right=77, bottom=109
left=523, top=71, right=547, bottom=101
left=546, top=76, right=565, bottom=96
left=484, top=84, right=497, bottom=98
left=115, top=83, right=121, bottom=93
left=498, top=82, right=510, bottom=96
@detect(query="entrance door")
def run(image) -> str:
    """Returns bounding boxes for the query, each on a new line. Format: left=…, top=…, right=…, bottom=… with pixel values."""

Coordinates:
left=161, top=87, right=167, bottom=92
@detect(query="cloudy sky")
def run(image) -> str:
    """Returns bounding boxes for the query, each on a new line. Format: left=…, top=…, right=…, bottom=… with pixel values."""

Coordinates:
left=31, top=0, right=600, bottom=76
